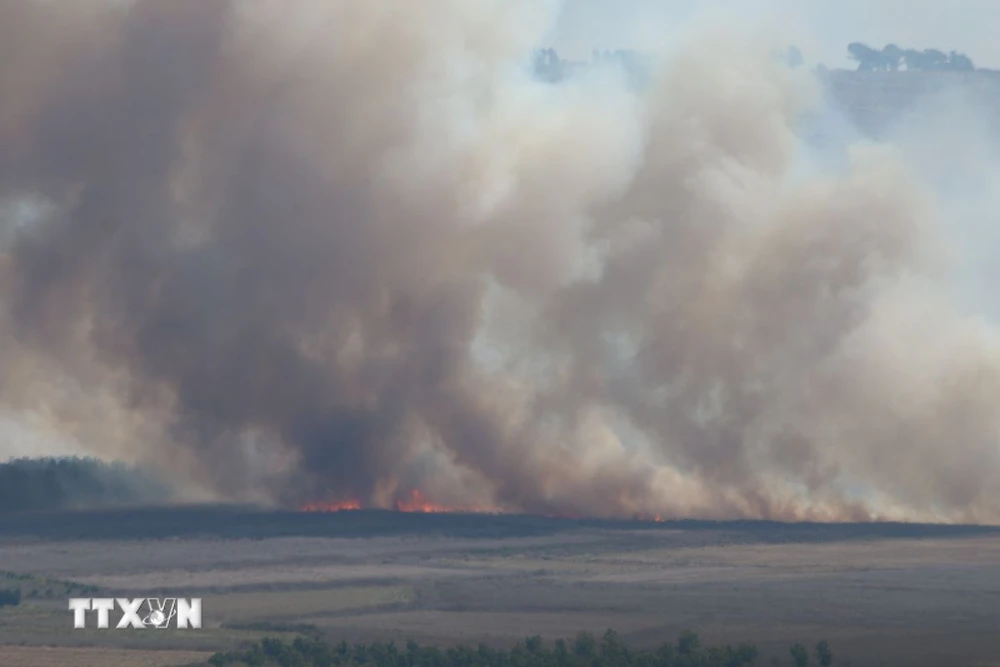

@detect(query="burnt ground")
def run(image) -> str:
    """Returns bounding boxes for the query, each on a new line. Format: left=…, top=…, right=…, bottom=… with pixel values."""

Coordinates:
left=0, top=507, right=997, bottom=666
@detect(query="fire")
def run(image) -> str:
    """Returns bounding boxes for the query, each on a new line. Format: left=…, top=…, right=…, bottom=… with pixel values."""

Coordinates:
left=300, top=499, right=362, bottom=513
left=393, top=489, right=495, bottom=514
left=297, top=490, right=492, bottom=514
left=299, top=491, right=668, bottom=522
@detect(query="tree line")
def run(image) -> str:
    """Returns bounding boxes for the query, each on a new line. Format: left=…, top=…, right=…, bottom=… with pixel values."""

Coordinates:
left=532, top=49, right=650, bottom=85
left=847, top=43, right=974, bottom=71
left=205, top=630, right=836, bottom=667
left=534, top=44, right=980, bottom=79
left=0, top=588, right=21, bottom=608
left=0, top=456, right=172, bottom=513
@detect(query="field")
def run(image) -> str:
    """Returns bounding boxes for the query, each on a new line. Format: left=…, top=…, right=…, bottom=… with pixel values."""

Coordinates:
left=0, top=645, right=210, bottom=666
left=0, top=508, right=997, bottom=666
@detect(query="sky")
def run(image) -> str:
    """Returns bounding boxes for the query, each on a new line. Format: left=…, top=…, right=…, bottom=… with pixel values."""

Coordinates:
left=545, top=0, right=1000, bottom=69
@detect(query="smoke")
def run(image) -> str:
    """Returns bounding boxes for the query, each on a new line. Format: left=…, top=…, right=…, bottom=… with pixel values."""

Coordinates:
left=0, top=0, right=998, bottom=523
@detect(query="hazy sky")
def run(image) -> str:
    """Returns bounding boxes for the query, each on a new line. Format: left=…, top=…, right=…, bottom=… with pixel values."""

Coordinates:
left=546, top=0, right=1000, bottom=68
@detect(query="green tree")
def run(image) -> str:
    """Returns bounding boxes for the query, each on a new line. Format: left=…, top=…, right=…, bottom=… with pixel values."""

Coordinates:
left=0, top=588, right=20, bottom=608
left=790, top=643, right=809, bottom=667
left=201, top=631, right=807, bottom=667
left=573, top=631, right=598, bottom=660
left=815, top=640, right=833, bottom=667
left=554, top=638, right=569, bottom=667
left=655, top=641, right=676, bottom=667
left=600, top=629, right=628, bottom=664
left=677, top=631, right=701, bottom=656
left=734, top=642, right=759, bottom=665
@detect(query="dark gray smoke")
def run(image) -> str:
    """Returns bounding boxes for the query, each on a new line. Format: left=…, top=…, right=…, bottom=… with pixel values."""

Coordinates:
left=0, top=1, right=998, bottom=522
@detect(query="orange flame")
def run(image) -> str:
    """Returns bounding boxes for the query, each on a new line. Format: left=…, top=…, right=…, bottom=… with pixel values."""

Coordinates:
left=299, top=491, right=667, bottom=522
left=300, top=499, right=362, bottom=513
left=393, top=489, right=494, bottom=514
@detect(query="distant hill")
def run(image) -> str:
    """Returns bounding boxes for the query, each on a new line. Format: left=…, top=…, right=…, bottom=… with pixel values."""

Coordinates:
left=0, top=456, right=173, bottom=513
left=819, top=68, right=1000, bottom=137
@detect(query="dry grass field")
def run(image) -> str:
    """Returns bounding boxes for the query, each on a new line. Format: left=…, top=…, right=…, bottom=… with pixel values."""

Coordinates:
left=0, top=508, right=997, bottom=666
left=0, top=645, right=210, bottom=666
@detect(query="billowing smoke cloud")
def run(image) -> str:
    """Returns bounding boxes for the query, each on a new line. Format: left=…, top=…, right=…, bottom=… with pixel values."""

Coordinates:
left=1, top=0, right=998, bottom=523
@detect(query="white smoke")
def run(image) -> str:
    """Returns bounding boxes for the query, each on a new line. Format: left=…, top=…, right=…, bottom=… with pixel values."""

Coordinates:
left=0, top=0, right=998, bottom=523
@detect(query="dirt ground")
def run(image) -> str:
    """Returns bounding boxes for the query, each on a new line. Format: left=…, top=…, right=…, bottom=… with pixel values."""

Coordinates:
left=0, top=508, right=997, bottom=666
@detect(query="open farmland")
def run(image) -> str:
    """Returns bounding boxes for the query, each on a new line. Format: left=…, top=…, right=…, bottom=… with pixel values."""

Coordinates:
left=0, top=645, right=210, bottom=667
left=0, top=509, right=997, bottom=666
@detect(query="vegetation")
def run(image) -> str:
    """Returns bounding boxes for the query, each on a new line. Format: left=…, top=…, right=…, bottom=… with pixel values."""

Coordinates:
left=785, top=46, right=804, bottom=69
left=0, top=456, right=172, bottom=513
left=532, top=43, right=981, bottom=82
left=0, top=587, right=20, bottom=608
left=204, top=631, right=835, bottom=667
left=532, top=48, right=649, bottom=87
left=0, top=569, right=100, bottom=601
left=788, top=643, right=808, bottom=667
left=0, top=646, right=214, bottom=667
left=814, top=641, right=833, bottom=667
left=847, top=42, right=975, bottom=71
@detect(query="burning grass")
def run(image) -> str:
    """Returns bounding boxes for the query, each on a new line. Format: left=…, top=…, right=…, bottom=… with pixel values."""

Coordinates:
left=299, top=491, right=667, bottom=522
left=300, top=489, right=500, bottom=515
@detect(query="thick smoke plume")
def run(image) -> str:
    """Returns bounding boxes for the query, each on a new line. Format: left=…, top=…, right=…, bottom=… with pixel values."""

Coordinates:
left=1, top=0, right=998, bottom=523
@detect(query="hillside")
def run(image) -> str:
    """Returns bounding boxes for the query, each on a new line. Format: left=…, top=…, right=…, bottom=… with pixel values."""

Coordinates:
left=819, top=68, right=1000, bottom=137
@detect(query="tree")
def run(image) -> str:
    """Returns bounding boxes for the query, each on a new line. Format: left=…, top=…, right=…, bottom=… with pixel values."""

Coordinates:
left=881, top=44, right=903, bottom=70
left=734, top=642, right=759, bottom=665
left=786, top=45, right=803, bottom=68
left=601, top=629, right=628, bottom=663
left=533, top=48, right=565, bottom=82
left=0, top=588, right=20, bottom=608
left=790, top=643, right=809, bottom=667
left=677, top=631, right=701, bottom=657
left=656, top=641, right=676, bottom=667
left=848, top=42, right=881, bottom=71
left=573, top=631, right=597, bottom=659
left=554, top=639, right=569, bottom=667
left=858, top=45, right=979, bottom=71
left=903, top=48, right=925, bottom=70
left=704, top=646, right=727, bottom=666
left=815, top=640, right=833, bottom=667
left=946, top=51, right=974, bottom=70
left=922, top=48, right=948, bottom=69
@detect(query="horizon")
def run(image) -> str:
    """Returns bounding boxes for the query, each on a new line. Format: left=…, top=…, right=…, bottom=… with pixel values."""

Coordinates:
left=544, top=0, right=1000, bottom=70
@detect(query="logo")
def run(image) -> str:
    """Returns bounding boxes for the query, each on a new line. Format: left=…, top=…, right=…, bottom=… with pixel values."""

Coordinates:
left=68, top=598, right=202, bottom=629
left=143, top=598, right=177, bottom=628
